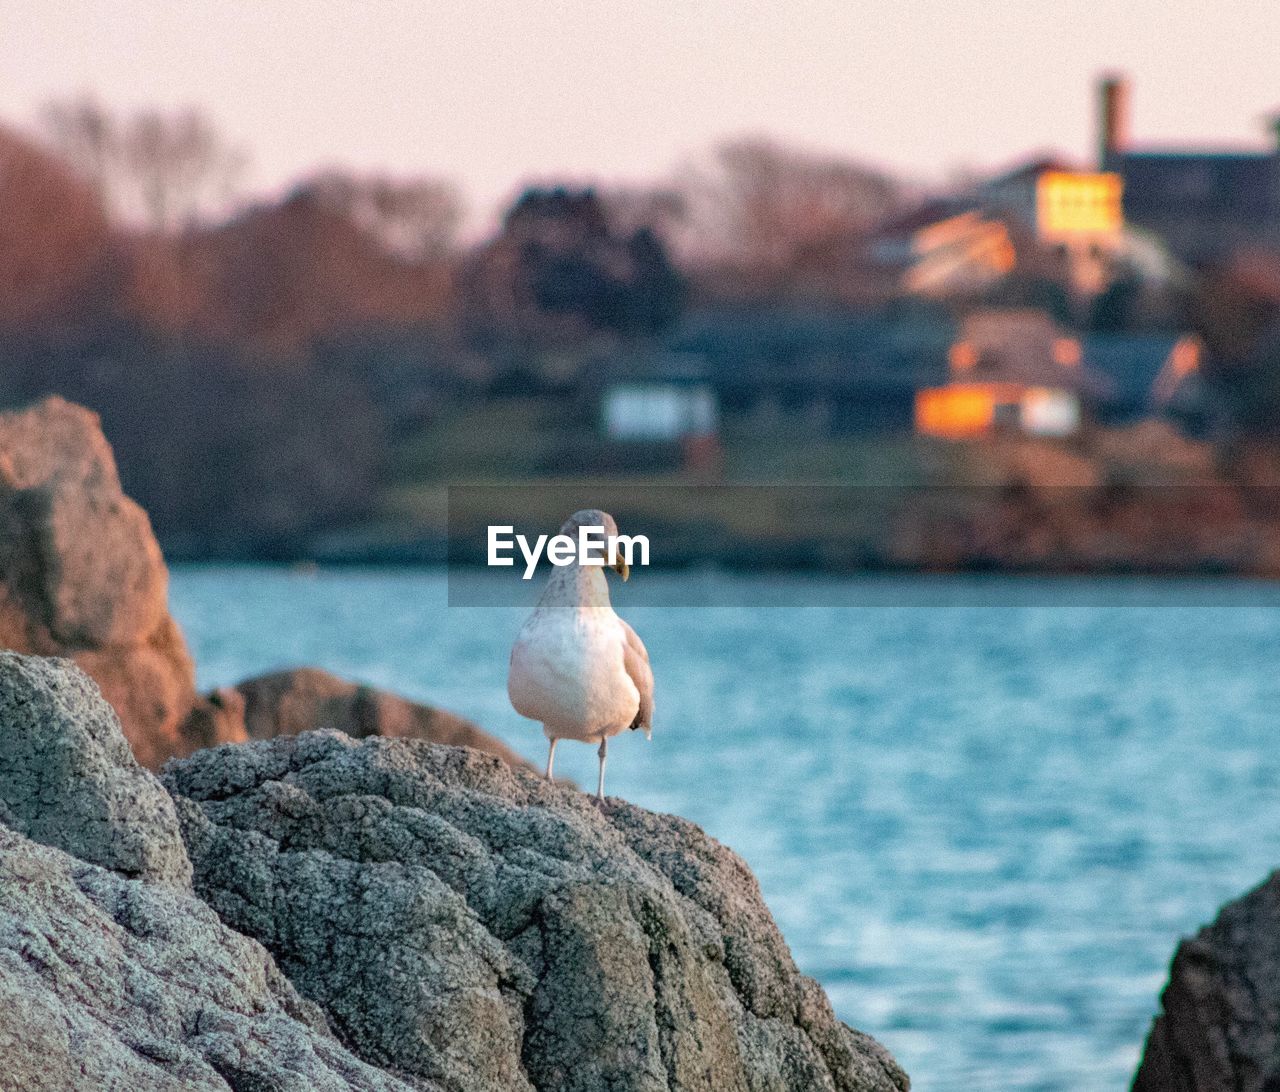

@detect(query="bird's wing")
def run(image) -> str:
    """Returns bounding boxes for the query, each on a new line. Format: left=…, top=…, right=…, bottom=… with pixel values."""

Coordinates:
left=619, top=618, right=654, bottom=731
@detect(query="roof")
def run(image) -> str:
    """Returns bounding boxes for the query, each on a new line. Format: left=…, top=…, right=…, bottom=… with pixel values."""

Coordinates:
left=665, top=308, right=954, bottom=391
left=953, top=309, right=1108, bottom=395
left=979, top=155, right=1077, bottom=191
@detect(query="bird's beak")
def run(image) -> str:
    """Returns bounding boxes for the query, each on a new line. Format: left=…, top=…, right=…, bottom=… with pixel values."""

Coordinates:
left=613, top=556, right=630, bottom=581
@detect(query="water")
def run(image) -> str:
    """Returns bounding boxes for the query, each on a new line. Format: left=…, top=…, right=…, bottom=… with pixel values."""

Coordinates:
left=169, top=565, right=1280, bottom=1092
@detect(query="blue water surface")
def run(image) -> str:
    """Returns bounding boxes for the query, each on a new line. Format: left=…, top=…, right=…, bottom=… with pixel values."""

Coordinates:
left=168, top=565, right=1280, bottom=1092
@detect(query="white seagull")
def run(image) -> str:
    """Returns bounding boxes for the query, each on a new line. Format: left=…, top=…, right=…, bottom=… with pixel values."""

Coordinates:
left=507, top=509, right=654, bottom=799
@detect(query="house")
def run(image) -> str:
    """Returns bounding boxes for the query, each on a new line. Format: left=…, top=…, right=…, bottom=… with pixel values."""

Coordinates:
left=978, top=157, right=1125, bottom=297
left=1097, top=75, right=1280, bottom=262
left=667, top=308, right=952, bottom=435
left=915, top=308, right=1107, bottom=439
left=872, top=202, right=1017, bottom=298
left=602, top=380, right=718, bottom=443
left=596, top=351, right=722, bottom=475
left=1083, top=332, right=1204, bottom=424
left=872, top=157, right=1124, bottom=303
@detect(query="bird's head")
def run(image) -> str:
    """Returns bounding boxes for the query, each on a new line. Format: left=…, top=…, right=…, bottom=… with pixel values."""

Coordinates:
left=559, top=508, right=629, bottom=581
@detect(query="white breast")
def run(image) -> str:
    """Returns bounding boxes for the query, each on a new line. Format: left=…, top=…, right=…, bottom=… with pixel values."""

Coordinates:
left=508, top=606, right=641, bottom=742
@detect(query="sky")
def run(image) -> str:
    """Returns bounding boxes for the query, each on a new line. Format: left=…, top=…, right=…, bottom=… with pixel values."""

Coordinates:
left=5, top=0, right=1279, bottom=233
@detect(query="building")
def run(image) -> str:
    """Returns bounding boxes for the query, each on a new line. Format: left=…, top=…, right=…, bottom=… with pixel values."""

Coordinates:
left=872, top=157, right=1124, bottom=303
left=915, top=309, right=1107, bottom=439
left=596, top=351, right=722, bottom=476
left=978, top=157, right=1125, bottom=297
left=872, top=202, right=1017, bottom=298
left=1098, top=74, right=1280, bottom=262
left=1083, top=332, right=1204, bottom=425
left=668, top=308, right=952, bottom=435
left=602, top=380, right=718, bottom=443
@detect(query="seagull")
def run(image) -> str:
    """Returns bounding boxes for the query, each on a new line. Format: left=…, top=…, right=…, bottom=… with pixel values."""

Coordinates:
left=507, top=509, right=653, bottom=800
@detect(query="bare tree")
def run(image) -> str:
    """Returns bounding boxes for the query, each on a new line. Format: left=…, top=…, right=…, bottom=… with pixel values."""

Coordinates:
left=39, top=95, right=116, bottom=203
left=123, top=108, right=245, bottom=232
left=683, top=137, right=904, bottom=270
left=307, top=170, right=462, bottom=259
left=40, top=97, right=245, bottom=232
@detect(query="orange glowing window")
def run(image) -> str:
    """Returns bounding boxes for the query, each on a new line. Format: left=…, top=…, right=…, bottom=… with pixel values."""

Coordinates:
left=916, top=385, right=996, bottom=438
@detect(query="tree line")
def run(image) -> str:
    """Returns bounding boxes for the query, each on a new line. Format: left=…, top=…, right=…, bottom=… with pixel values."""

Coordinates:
left=3, top=97, right=1280, bottom=551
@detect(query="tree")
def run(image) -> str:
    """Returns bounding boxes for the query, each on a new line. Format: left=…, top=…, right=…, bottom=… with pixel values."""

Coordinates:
left=1193, top=250, right=1280, bottom=439
left=40, top=97, right=245, bottom=232
left=306, top=171, right=462, bottom=259
left=464, top=186, right=686, bottom=340
left=0, top=124, right=113, bottom=328
left=683, top=137, right=904, bottom=273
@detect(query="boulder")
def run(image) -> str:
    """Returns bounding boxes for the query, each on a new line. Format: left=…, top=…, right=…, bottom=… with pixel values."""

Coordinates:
left=0, top=396, right=204, bottom=766
left=0, top=651, right=414, bottom=1091
left=1132, top=872, right=1280, bottom=1092
left=0, top=651, right=191, bottom=888
left=183, top=665, right=531, bottom=770
left=165, top=730, right=908, bottom=1092
left=0, top=827, right=416, bottom=1092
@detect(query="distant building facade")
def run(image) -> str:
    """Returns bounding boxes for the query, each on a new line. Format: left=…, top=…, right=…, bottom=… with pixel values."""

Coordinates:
left=979, top=158, right=1125, bottom=297
left=1098, top=74, right=1280, bottom=262
left=915, top=309, right=1105, bottom=439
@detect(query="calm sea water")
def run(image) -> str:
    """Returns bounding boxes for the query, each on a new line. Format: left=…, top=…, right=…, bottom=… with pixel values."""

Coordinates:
left=169, top=566, right=1280, bottom=1092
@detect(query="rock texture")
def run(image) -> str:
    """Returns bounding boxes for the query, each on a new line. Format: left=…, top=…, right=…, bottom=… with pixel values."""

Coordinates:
left=166, top=730, right=908, bottom=1092
left=0, top=652, right=190, bottom=887
left=1132, top=872, right=1280, bottom=1092
left=0, top=649, right=905, bottom=1091
left=0, top=829, right=416, bottom=1092
left=0, top=652, right=414, bottom=1091
left=0, top=396, right=201, bottom=766
left=182, top=666, right=530, bottom=770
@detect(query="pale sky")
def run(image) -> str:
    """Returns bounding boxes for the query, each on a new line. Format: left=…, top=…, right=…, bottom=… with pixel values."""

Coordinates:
left=5, top=0, right=1279, bottom=232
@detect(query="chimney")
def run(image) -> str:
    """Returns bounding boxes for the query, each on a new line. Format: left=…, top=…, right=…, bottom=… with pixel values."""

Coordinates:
left=1098, top=74, right=1130, bottom=166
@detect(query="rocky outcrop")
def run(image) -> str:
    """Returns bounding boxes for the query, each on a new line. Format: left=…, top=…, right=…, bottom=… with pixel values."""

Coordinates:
left=0, top=652, right=190, bottom=887
left=165, top=730, right=908, bottom=1092
left=0, top=396, right=201, bottom=766
left=0, top=652, right=414, bottom=1091
left=0, top=829, right=416, bottom=1092
left=182, top=666, right=531, bottom=770
left=1132, top=872, right=1280, bottom=1092
left=0, top=649, right=905, bottom=1091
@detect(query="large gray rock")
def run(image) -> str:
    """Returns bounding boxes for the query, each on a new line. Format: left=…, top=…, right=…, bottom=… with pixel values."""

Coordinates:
left=0, top=651, right=415, bottom=1091
left=165, top=730, right=908, bottom=1092
left=0, top=825, right=416, bottom=1092
left=1132, top=871, right=1280, bottom=1092
left=0, top=651, right=191, bottom=887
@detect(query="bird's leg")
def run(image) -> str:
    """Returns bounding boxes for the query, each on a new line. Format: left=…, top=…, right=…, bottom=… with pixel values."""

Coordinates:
left=596, top=737, right=608, bottom=800
left=545, top=738, right=558, bottom=781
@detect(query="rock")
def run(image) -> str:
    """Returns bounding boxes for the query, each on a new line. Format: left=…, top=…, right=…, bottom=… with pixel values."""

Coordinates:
left=0, top=652, right=191, bottom=888
left=1132, top=871, right=1280, bottom=1092
left=0, top=826, right=417, bottom=1092
left=0, top=396, right=202, bottom=766
left=165, top=731, right=908, bottom=1092
left=185, top=665, right=531, bottom=770
left=0, top=649, right=414, bottom=1092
